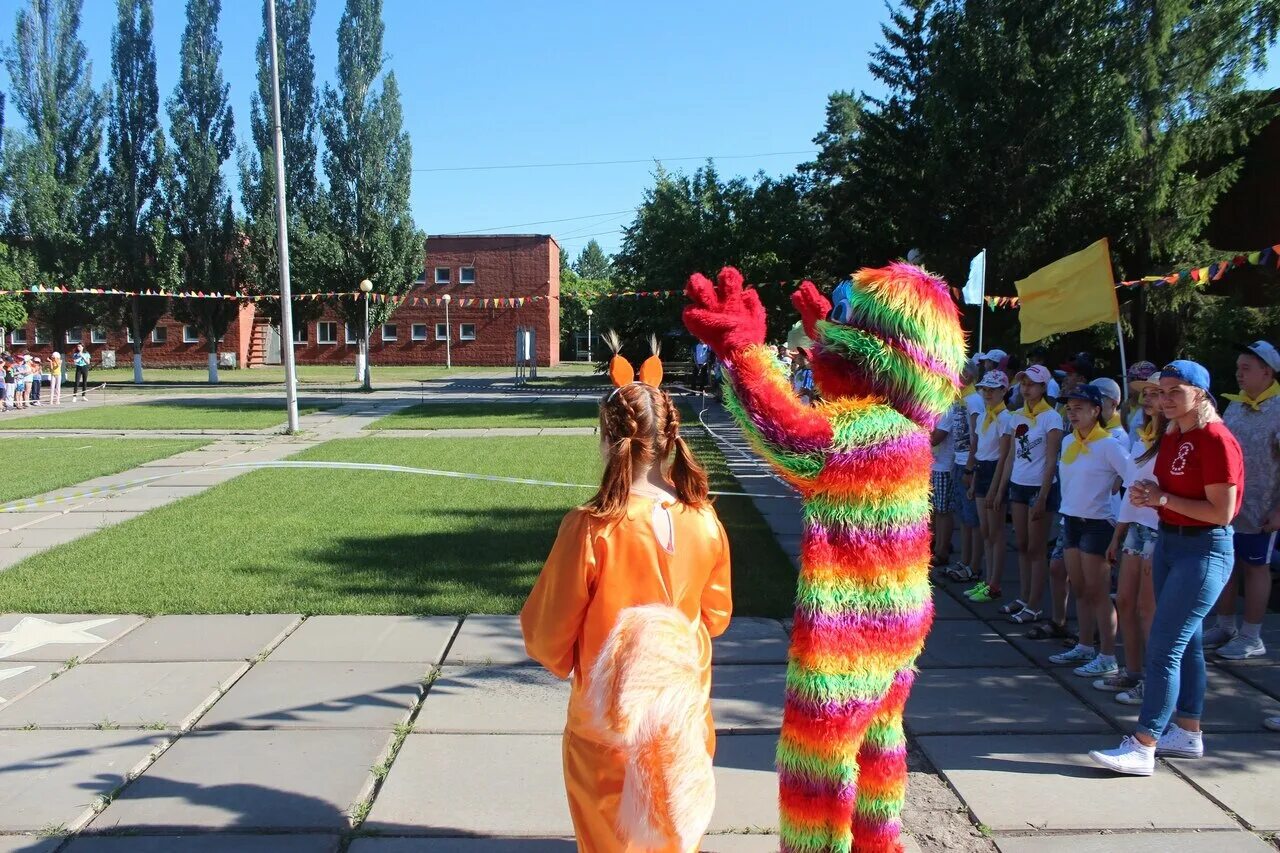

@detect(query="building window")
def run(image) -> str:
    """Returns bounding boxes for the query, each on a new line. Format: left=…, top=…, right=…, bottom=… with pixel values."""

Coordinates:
left=293, top=324, right=307, bottom=344
left=183, top=325, right=200, bottom=344
left=90, top=328, right=108, bottom=344
left=9, top=329, right=26, bottom=346
left=126, top=327, right=134, bottom=344
left=435, top=323, right=449, bottom=341
left=152, top=326, right=168, bottom=344
left=34, top=328, right=50, bottom=345
left=459, top=266, right=476, bottom=285
left=345, top=323, right=358, bottom=344
left=381, top=323, right=397, bottom=342
left=317, top=321, right=338, bottom=344
left=434, top=266, right=450, bottom=285
left=66, top=327, right=83, bottom=344
left=411, top=323, right=428, bottom=341
left=459, top=323, right=476, bottom=341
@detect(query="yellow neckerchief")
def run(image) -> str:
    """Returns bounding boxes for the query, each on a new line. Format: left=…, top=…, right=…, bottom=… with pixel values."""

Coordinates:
left=1020, top=397, right=1051, bottom=420
left=1223, top=380, right=1280, bottom=412
left=982, top=401, right=1007, bottom=431
left=1136, top=417, right=1159, bottom=448
left=1106, top=412, right=1122, bottom=430
left=1062, top=422, right=1110, bottom=465
left=960, top=383, right=975, bottom=399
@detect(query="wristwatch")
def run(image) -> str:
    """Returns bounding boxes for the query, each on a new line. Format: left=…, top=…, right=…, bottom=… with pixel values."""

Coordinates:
left=1157, top=495, right=1168, bottom=507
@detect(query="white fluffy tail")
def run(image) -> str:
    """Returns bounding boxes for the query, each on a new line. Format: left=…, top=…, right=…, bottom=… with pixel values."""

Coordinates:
left=587, top=604, right=715, bottom=851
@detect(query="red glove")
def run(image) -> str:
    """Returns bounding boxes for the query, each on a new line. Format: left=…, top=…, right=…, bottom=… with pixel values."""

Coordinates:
left=791, top=281, right=830, bottom=342
left=683, top=266, right=766, bottom=360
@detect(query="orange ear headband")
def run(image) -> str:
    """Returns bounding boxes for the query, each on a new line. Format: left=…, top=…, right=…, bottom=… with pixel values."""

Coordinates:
left=603, top=331, right=664, bottom=400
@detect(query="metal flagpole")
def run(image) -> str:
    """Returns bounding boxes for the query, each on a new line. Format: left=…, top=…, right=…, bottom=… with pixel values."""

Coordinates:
left=267, top=0, right=300, bottom=434
left=1116, top=319, right=1129, bottom=404
left=978, top=248, right=987, bottom=354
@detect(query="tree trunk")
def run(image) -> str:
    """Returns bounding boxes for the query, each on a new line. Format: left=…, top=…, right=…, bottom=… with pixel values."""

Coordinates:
left=205, top=325, right=219, bottom=385
left=131, top=299, right=145, bottom=384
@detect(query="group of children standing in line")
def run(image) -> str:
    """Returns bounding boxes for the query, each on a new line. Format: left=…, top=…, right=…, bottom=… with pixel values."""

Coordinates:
left=1, top=343, right=93, bottom=411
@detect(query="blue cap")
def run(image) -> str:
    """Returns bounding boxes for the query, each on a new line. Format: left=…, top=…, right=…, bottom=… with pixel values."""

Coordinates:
left=1065, top=384, right=1105, bottom=407
left=1161, top=359, right=1211, bottom=392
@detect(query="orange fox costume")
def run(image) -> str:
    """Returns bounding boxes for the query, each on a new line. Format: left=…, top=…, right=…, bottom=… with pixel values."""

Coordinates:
left=520, top=496, right=733, bottom=852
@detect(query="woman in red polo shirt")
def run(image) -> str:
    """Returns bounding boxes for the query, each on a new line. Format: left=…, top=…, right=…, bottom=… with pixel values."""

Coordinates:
left=1089, top=360, right=1243, bottom=776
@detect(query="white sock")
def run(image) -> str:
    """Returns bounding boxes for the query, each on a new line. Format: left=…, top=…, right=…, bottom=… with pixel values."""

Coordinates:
left=1240, top=622, right=1263, bottom=640
left=1217, top=615, right=1237, bottom=631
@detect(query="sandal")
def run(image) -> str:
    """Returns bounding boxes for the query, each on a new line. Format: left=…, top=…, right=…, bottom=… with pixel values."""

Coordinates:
left=999, top=598, right=1028, bottom=615
left=1025, top=620, right=1071, bottom=641
left=1009, top=608, right=1042, bottom=624
left=943, top=564, right=976, bottom=583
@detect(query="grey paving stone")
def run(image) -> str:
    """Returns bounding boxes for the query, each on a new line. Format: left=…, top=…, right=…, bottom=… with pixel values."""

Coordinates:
left=6, top=511, right=130, bottom=529
left=1215, top=654, right=1280, bottom=701
left=994, top=830, right=1276, bottom=853
left=0, top=511, right=63, bottom=531
left=0, top=528, right=89, bottom=548
left=0, top=662, right=61, bottom=705
left=0, top=661, right=245, bottom=730
left=1050, top=667, right=1276, bottom=733
left=269, top=616, right=457, bottom=663
left=197, top=661, right=423, bottom=730
left=91, top=615, right=301, bottom=663
left=918, top=621, right=1032, bottom=668
left=443, top=615, right=531, bottom=665
left=907, top=669, right=1110, bottom=735
left=65, top=836, right=340, bottom=853
left=98, top=729, right=392, bottom=831
left=932, top=587, right=972, bottom=619
left=85, top=495, right=177, bottom=512
left=712, top=618, right=790, bottom=665
left=0, top=730, right=167, bottom=832
left=1166, top=734, right=1280, bottom=830
left=916, top=734, right=1237, bottom=831
left=707, top=734, right=781, bottom=833
left=0, top=548, right=47, bottom=569
left=711, top=665, right=785, bottom=733
left=0, top=836, right=61, bottom=853
left=0, top=615, right=146, bottom=662
left=416, top=665, right=567, bottom=733
left=348, top=840, right=575, bottom=852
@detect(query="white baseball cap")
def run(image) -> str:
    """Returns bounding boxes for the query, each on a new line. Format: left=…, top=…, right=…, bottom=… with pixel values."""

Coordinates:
left=1014, top=364, right=1052, bottom=385
left=1090, top=377, right=1122, bottom=403
left=1237, top=340, right=1280, bottom=373
left=976, top=369, right=1010, bottom=389
left=982, top=349, right=1008, bottom=364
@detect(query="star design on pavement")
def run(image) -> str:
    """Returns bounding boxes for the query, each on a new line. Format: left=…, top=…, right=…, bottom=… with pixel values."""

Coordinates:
left=0, top=665, right=35, bottom=703
left=0, top=617, right=117, bottom=660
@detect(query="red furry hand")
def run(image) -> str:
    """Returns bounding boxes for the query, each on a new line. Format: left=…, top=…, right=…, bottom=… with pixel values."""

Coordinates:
left=682, top=266, right=767, bottom=360
left=791, top=281, right=830, bottom=342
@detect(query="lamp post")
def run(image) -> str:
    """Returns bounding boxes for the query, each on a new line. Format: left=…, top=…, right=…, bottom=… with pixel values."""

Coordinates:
left=442, top=293, right=452, bottom=370
left=585, top=308, right=593, bottom=362
left=359, top=278, right=372, bottom=390
left=266, top=0, right=299, bottom=432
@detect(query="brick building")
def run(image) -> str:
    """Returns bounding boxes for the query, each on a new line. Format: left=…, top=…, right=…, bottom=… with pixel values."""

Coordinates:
left=5, top=234, right=561, bottom=369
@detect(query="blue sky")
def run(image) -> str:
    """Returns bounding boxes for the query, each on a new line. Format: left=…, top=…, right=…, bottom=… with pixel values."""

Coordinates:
left=2, top=1, right=1279, bottom=261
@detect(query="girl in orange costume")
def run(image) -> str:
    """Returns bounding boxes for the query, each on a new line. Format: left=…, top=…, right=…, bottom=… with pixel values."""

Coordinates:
left=520, top=372, right=733, bottom=853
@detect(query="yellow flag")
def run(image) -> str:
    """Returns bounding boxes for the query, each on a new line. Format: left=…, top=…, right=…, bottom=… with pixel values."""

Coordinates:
left=1014, top=238, right=1119, bottom=343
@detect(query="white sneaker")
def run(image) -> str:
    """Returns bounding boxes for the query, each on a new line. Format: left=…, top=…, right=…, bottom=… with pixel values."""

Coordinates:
left=1156, top=723, right=1204, bottom=759
left=1074, top=656, right=1119, bottom=678
left=1202, top=624, right=1237, bottom=650
left=1116, top=681, right=1145, bottom=705
left=1264, top=716, right=1280, bottom=732
left=1089, top=736, right=1156, bottom=776
left=1050, top=645, right=1096, bottom=665
left=1216, top=635, right=1266, bottom=661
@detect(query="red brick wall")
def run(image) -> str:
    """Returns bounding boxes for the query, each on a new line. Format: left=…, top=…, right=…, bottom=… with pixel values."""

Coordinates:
left=7, top=313, right=251, bottom=369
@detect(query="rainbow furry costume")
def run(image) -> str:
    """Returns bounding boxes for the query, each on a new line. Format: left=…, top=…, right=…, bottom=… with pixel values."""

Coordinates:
left=684, top=264, right=964, bottom=853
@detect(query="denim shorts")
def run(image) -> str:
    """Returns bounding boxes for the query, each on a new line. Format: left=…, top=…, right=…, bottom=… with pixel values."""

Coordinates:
left=1050, top=523, right=1065, bottom=562
left=952, top=463, right=980, bottom=526
left=1123, top=523, right=1158, bottom=559
left=973, top=460, right=998, bottom=498
left=1062, top=515, right=1115, bottom=557
left=1007, top=479, right=1061, bottom=513
left=1233, top=531, right=1278, bottom=566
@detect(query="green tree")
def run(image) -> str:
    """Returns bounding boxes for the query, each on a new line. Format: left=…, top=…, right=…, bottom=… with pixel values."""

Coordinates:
left=1, top=0, right=106, bottom=357
left=316, top=0, right=421, bottom=384
left=572, top=240, right=612, bottom=280
left=559, top=275, right=610, bottom=360
left=100, top=0, right=176, bottom=383
left=240, top=0, right=323, bottom=329
left=165, top=0, right=238, bottom=383
left=559, top=246, right=577, bottom=283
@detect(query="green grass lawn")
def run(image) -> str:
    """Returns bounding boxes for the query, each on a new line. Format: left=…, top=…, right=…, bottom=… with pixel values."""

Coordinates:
left=368, top=401, right=601, bottom=430
left=522, top=373, right=609, bottom=389
left=0, top=432, right=794, bottom=617
left=91, top=363, right=599, bottom=387
left=0, top=438, right=207, bottom=506
left=3, top=400, right=336, bottom=431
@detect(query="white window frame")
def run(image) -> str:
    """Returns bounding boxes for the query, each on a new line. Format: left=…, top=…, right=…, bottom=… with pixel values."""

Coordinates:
left=459, top=266, right=476, bottom=285
left=90, top=328, right=108, bottom=344
left=66, top=327, right=83, bottom=345
left=34, top=328, right=50, bottom=345
left=434, top=266, right=450, bottom=285
left=126, top=327, right=135, bottom=344
left=151, top=326, right=168, bottom=344
left=9, top=329, right=26, bottom=346
left=459, top=323, right=476, bottom=341
left=293, top=324, right=307, bottom=344
left=411, top=323, right=428, bottom=341
left=317, top=321, right=339, bottom=345
left=435, top=323, right=449, bottom=341
left=182, top=324, right=200, bottom=344
left=345, top=323, right=359, bottom=345
left=381, top=323, right=397, bottom=342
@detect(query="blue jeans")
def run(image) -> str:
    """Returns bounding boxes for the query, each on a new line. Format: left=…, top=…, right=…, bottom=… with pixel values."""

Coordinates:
left=1137, top=526, right=1233, bottom=739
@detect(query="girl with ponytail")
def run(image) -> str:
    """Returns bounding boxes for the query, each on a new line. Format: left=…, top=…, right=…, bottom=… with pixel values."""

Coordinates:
left=520, top=337, right=733, bottom=852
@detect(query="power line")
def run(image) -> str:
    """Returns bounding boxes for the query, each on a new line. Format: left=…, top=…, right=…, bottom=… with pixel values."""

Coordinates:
left=413, top=150, right=817, bottom=173
left=449, top=209, right=634, bottom=234
left=557, top=228, right=626, bottom=245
